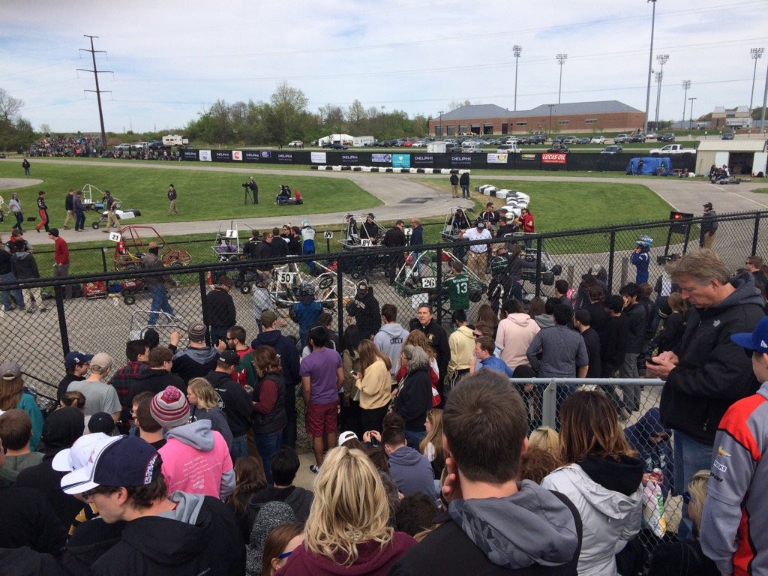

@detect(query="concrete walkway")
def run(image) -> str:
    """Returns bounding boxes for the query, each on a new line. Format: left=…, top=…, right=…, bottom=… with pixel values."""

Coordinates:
left=2, top=158, right=766, bottom=247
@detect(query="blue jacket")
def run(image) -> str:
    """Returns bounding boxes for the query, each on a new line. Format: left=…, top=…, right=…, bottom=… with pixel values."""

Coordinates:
left=251, top=330, right=301, bottom=387
left=388, top=446, right=435, bottom=499
left=478, top=356, right=514, bottom=377
left=410, top=225, right=423, bottom=247
left=631, top=251, right=650, bottom=285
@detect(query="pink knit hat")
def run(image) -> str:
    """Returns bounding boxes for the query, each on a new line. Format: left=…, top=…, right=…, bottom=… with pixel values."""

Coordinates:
left=150, top=386, right=190, bottom=429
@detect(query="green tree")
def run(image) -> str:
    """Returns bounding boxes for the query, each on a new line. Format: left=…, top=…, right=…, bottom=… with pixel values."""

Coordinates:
left=267, top=82, right=309, bottom=144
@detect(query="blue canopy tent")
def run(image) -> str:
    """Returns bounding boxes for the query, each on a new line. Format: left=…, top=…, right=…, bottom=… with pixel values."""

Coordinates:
left=626, top=157, right=673, bottom=176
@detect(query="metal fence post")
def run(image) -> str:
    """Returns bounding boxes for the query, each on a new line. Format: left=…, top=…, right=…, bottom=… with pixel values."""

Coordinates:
left=436, top=247, right=444, bottom=325
left=541, top=382, right=557, bottom=428
left=101, top=247, right=108, bottom=273
left=199, top=270, right=211, bottom=347
left=620, top=257, right=629, bottom=287
left=752, top=212, right=761, bottom=256
left=607, top=230, right=616, bottom=293
left=54, top=283, right=70, bottom=357
left=566, top=264, right=574, bottom=289
left=535, top=236, right=543, bottom=297
left=337, top=252, right=345, bottom=339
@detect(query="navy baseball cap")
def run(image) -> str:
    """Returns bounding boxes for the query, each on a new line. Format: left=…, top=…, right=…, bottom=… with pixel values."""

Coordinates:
left=61, top=436, right=161, bottom=495
left=65, top=351, right=94, bottom=369
left=731, top=316, right=768, bottom=354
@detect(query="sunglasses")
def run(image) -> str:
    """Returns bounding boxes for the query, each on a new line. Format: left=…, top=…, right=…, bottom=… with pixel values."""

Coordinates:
left=682, top=491, right=692, bottom=504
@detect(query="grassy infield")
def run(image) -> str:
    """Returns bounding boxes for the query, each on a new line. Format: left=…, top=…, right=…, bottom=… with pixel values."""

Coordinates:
left=0, top=159, right=676, bottom=275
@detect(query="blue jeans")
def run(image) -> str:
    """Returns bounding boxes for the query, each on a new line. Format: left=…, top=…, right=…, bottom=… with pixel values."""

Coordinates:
left=673, top=429, right=714, bottom=539
left=0, top=272, right=24, bottom=310
left=303, top=240, right=316, bottom=274
left=404, top=429, right=427, bottom=451
left=255, top=431, right=283, bottom=485
left=461, top=184, right=470, bottom=198
left=14, top=212, right=23, bottom=231
left=147, top=285, right=174, bottom=325
left=75, top=211, right=86, bottom=231
left=230, top=434, right=248, bottom=462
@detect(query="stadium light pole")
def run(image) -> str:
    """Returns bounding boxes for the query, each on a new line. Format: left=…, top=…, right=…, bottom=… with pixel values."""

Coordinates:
left=681, top=80, right=691, bottom=129
left=750, top=48, right=764, bottom=112
left=556, top=54, right=568, bottom=104
left=644, top=0, right=658, bottom=134
left=689, top=97, right=696, bottom=130
left=654, top=54, right=669, bottom=129
left=513, top=45, right=522, bottom=112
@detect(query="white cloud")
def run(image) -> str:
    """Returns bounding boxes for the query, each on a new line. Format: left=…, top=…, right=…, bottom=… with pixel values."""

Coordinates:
left=0, top=0, right=766, bottom=133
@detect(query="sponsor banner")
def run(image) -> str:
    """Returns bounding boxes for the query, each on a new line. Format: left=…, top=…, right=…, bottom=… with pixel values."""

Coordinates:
left=277, top=152, right=293, bottom=163
left=392, top=154, right=411, bottom=169
left=542, top=153, right=567, bottom=164
left=232, top=150, right=242, bottom=161
left=261, top=151, right=272, bottom=159
left=213, top=150, right=231, bottom=162
left=199, top=150, right=212, bottom=162
left=450, top=155, right=472, bottom=166
left=412, top=154, right=434, bottom=167
left=520, top=153, right=537, bottom=161
left=182, top=149, right=198, bottom=161
left=487, top=153, right=508, bottom=164
left=244, top=151, right=260, bottom=162
left=311, top=152, right=327, bottom=164
left=341, top=154, right=359, bottom=164
left=372, top=153, right=392, bottom=164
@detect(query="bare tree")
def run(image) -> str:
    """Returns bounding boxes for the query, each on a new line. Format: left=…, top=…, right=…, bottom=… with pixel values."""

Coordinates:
left=0, top=88, right=24, bottom=122
left=447, top=99, right=472, bottom=111
left=40, top=123, right=52, bottom=135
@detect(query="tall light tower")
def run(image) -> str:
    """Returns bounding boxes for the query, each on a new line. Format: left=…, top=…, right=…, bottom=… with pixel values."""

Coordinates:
left=644, top=0, right=658, bottom=133
left=654, top=54, right=669, bottom=129
left=681, top=80, right=691, bottom=129
left=750, top=48, right=764, bottom=112
left=513, top=45, right=522, bottom=112
left=689, top=97, right=697, bottom=130
left=556, top=54, right=568, bottom=104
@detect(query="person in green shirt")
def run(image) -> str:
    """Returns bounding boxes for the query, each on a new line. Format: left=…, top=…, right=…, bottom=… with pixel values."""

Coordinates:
left=445, top=261, right=469, bottom=316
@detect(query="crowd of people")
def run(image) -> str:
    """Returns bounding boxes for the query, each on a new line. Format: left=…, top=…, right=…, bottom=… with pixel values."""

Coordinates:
left=2, top=218, right=768, bottom=574
left=26, top=137, right=102, bottom=159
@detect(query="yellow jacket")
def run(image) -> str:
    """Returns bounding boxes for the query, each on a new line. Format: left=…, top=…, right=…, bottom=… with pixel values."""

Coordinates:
left=356, top=358, right=392, bottom=410
left=447, top=325, right=476, bottom=379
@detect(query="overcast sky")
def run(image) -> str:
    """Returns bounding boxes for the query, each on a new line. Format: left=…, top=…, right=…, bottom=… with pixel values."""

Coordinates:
left=1, top=0, right=767, bottom=134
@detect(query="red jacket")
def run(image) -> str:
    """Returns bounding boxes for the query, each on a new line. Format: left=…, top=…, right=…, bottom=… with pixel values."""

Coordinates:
left=520, top=213, right=535, bottom=233
left=54, top=237, right=69, bottom=265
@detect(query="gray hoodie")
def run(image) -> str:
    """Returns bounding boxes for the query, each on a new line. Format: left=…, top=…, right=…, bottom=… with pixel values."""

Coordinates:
left=166, top=420, right=236, bottom=498
left=449, top=480, right=580, bottom=570
left=374, top=323, right=410, bottom=376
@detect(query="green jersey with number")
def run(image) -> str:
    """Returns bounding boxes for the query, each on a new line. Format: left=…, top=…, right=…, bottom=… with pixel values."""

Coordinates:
left=445, top=273, right=469, bottom=311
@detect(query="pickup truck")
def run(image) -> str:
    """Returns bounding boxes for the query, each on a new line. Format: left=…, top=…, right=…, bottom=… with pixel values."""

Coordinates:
left=649, top=144, right=696, bottom=155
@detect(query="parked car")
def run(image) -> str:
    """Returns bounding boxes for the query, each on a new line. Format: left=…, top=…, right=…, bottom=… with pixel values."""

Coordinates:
left=629, top=133, right=646, bottom=143
left=722, top=132, right=735, bottom=140
left=613, top=134, right=629, bottom=144
left=547, top=145, right=570, bottom=153
left=147, top=141, right=166, bottom=150
left=645, top=132, right=659, bottom=140
left=562, top=136, right=578, bottom=145
left=411, top=140, right=426, bottom=147
left=590, top=135, right=606, bottom=145
left=601, top=145, right=623, bottom=154
left=577, top=137, right=590, bottom=145
left=659, top=133, right=676, bottom=142
left=323, top=142, right=348, bottom=150
left=288, top=140, right=304, bottom=147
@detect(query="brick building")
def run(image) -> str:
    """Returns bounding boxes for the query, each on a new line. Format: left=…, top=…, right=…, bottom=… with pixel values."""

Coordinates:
left=430, top=101, right=645, bottom=136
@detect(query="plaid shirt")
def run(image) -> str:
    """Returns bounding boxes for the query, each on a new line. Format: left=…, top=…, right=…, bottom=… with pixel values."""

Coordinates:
left=110, top=361, right=148, bottom=424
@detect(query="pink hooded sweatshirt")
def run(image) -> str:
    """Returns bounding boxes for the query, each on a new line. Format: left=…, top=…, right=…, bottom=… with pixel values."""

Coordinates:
left=495, top=313, right=541, bottom=371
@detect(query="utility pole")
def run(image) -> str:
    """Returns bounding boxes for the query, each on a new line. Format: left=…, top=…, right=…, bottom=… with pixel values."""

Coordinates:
left=689, top=97, right=697, bottom=130
left=750, top=48, right=764, bottom=112
left=548, top=104, right=555, bottom=133
left=644, top=0, right=658, bottom=134
left=654, top=54, right=669, bottom=130
left=761, top=56, right=768, bottom=132
left=681, top=80, right=691, bottom=129
left=556, top=54, right=568, bottom=104
left=438, top=110, right=443, bottom=137
left=78, top=35, right=112, bottom=150
left=513, top=45, right=522, bottom=112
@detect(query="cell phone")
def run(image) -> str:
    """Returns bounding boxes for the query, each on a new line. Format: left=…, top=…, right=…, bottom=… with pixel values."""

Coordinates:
left=350, top=370, right=359, bottom=378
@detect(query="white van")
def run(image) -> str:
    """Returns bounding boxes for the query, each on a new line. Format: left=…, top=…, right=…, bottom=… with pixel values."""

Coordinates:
left=461, top=141, right=482, bottom=154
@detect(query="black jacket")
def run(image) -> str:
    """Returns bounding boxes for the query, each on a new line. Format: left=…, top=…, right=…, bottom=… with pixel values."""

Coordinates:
left=393, top=366, right=432, bottom=432
left=172, top=347, right=219, bottom=385
left=271, top=237, right=288, bottom=257
left=246, top=485, right=314, bottom=533
left=382, top=227, right=406, bottom=248
left=65, top=194, right=74, bottom=210
left=60, top=518, right=127, bottom=576
left=11, top=251, right=40, bottom=280
left=0, top=249, right=13, bottom=275
left=90, top=495, right=244, bottom=576
left=15, top=456, right=84, bottom=530
left=415, top=320, right=450, bottom=388
left=660, top=273, right=766, bottom=444
left=623, top=302, right=647, bottom=353
left=581, top=327, right=602, bottom=379
left=459, top=172, right=469, bottom=186
left=204, top=288, right=236, bottom=329
left=600, top=314, right=628, bottom=371
left=251, top=330, right=301, bottom=386
left=346, top=290, right=381, bottom=340
left=128, top=369, right=186, bottom=406
left=205, top=370, right=255, bottom=437
left=0, top=481, right=67, bottom=555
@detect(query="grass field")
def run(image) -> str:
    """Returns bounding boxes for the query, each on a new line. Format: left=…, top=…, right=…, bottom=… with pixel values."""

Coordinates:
left=0, top=162, right=381, bottom=226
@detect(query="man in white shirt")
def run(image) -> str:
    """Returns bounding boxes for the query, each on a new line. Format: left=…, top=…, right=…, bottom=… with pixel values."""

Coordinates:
left=459, top=220, right=492, bottom=279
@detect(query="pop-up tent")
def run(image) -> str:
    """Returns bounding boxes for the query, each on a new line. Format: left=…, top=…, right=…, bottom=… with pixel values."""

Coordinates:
left=626, top=157, right=673, bottom=175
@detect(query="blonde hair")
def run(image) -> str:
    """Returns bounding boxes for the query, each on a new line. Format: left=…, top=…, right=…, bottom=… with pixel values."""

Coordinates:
left=528, top=426, right=560, bottom=458
left=305, top=446, right=393, bottom=565
left=420, top=409, right=446, bottom=473
left=668, top=248, right=731, bottom=285
left=404, top=330, right=435, bottom=360
left=667, top=292, right=687, bottom=315
left=358, top=340, right=392, bottom=377
left=687, top=470, right=710, bottom=532
left=187, top=378, right=219, bottom=410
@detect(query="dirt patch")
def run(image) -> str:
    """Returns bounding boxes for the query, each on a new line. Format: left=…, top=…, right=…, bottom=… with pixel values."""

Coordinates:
left=0, top=178, right=43, bottom=190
